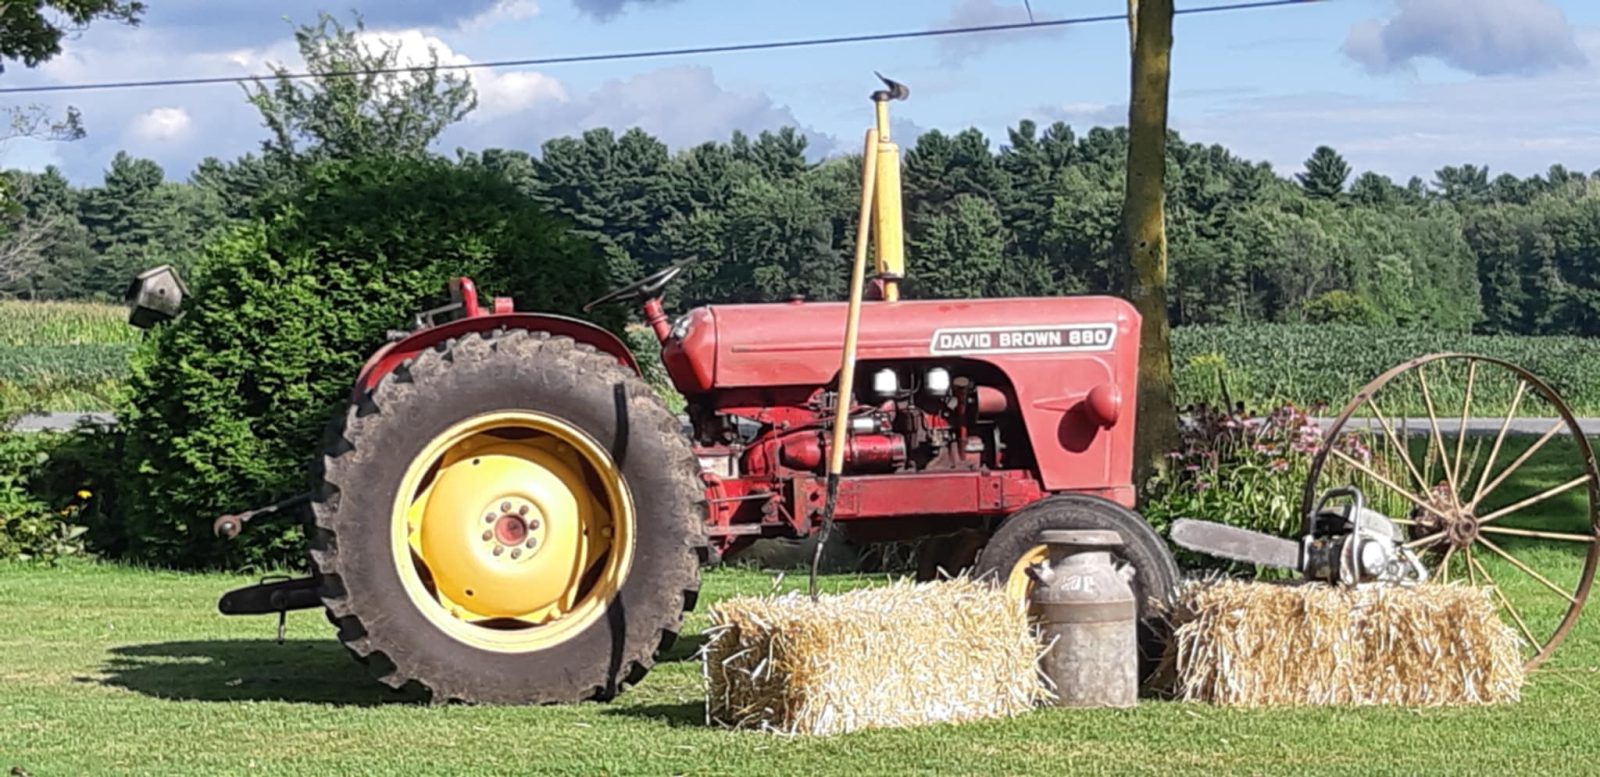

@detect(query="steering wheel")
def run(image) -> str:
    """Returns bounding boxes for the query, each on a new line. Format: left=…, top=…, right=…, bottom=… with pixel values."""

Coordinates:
left=582, top=259, right=693, bottom=312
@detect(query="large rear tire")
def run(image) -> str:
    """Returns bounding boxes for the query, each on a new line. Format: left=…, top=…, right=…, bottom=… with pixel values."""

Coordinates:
left=310, top=329, right=706, bottom=704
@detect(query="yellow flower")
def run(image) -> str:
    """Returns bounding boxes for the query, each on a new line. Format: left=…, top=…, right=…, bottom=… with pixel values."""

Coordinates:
left=76, top=489, right=92, bottom=500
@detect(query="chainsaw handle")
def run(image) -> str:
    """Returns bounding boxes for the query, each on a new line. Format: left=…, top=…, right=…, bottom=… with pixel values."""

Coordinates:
left=1306, top=485, right=1365, bottom=534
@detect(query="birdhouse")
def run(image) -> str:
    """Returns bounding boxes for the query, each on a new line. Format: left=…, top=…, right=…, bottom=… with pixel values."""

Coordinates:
left=125, top=264, right=189, bottom=329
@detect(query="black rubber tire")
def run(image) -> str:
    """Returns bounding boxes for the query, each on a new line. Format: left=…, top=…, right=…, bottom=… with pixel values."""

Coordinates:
left=310, top=329, right=707, bottom=704
left=974, top=494, right=1180, bottom=677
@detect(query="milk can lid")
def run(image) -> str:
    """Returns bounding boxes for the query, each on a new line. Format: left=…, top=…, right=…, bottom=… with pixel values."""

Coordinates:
left=1038, top=529, right=1123, bottom=548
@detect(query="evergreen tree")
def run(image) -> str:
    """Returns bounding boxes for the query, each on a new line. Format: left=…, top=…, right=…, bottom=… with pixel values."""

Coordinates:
left=1296, top=146, right=1351, bottom=199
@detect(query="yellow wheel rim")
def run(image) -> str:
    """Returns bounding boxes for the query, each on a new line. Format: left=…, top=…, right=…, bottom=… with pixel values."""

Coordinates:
left=1006, top=544, right=1048, bottom=604
left=392, top=410, right=634, bottom=652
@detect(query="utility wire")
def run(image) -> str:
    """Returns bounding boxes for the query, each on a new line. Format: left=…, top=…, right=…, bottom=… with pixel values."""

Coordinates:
left=0, top=0, right=1317, bottom=96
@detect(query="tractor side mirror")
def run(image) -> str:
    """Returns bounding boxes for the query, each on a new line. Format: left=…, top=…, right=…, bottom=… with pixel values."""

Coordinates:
left=125, top=264, right=189, bottom=329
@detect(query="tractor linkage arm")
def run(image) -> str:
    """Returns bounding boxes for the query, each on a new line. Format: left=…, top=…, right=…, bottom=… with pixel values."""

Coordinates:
left=213, top=492, right=311, bottom=539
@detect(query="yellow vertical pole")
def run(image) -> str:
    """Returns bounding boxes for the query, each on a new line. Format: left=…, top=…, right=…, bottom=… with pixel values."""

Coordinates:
left=872, top=99, right=904, bottom=302
left=811, top=127, right=880, bottom=598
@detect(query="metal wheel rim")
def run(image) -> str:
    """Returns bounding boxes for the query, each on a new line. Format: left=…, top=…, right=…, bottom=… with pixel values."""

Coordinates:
left=390, top=410, right=635, bottom=653
left=1304, top=352, right=1600, bottom=670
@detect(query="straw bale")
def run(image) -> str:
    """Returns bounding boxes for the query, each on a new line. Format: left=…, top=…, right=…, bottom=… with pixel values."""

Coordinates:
left=703, top=578, right=1046, bottom=735
left=1159, top=579, right=1523, bottom=706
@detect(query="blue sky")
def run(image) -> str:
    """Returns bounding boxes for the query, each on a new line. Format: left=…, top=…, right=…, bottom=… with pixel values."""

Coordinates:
left=3, top=0, right=1598, bottom=185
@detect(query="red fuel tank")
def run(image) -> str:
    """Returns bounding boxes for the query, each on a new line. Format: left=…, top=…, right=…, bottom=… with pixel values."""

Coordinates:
left=661, top=296, right=1141, bottom=495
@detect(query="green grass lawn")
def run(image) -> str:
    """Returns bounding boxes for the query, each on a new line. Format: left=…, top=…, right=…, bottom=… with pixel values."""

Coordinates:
left=4, top=432, right=1600, bottom=776
left=3, top=555, right=1600, bottom=776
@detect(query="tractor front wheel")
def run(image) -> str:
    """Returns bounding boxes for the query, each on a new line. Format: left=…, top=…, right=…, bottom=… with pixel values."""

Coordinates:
left=310, top=330, right=706, bottom=704
left=975, top=494, right=1179, bottom=679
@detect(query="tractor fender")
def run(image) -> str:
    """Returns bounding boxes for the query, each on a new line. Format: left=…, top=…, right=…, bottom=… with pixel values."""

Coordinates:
left=352, top=313, right=641, bottom=401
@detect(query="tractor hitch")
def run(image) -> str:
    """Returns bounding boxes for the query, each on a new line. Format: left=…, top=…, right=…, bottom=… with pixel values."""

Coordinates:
left=218, top=575, right=322, bottom=616
left=218, top=575, right=323, bottom=644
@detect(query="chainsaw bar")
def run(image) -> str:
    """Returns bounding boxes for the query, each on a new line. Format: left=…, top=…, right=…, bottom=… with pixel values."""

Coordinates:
left=1170, top=519, right=1302, bottom=571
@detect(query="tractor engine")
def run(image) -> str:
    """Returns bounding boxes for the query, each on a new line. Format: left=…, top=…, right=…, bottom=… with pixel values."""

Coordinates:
left=701, top=365, right=1011, bottom=478
left=659, top=295, right=1141, bottom=555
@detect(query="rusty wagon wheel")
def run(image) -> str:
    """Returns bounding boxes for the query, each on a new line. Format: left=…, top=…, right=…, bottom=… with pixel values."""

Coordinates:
left=1305, top=353, right=1600, bottom=670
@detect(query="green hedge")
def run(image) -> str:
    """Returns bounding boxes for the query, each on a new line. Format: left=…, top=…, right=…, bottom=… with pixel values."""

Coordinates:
left=114, top=156, right=618, bottom=568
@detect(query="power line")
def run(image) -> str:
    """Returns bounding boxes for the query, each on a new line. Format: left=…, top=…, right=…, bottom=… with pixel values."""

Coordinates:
left=0, top=0, right=1317, bottom=96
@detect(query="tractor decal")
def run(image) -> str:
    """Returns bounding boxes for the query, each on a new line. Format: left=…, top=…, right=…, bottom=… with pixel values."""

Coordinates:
left=929, top=323, right=1117, bottom=355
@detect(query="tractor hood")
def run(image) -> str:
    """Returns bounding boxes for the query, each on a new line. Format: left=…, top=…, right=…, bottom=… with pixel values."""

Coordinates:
left=660, top=296, right=1139, bottom=393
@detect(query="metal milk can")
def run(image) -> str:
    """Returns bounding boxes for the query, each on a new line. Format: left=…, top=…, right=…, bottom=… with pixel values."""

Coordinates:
left=1027, top=529, right=1138, bottom=708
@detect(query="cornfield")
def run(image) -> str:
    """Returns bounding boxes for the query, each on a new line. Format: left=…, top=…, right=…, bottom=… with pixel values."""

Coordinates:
left=0, top=302, right=136, bottom=413
left=0, top=301, right=140, bottom=347
left=4, top=303, right=1600, bottom=416
left=1174, top=325, right=1600, bottom=415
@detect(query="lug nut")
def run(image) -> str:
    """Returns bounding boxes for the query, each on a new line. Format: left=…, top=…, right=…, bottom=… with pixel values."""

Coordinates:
left=482, top=530, right=492, bottom=541
left=518, top=505, right=529, bottom=516
left=525, top=538, right=536, bottom=549
left=528, top=518, right=541, bottom=530
left=501, top=501, right=511, bottom=512
left=511, top=549, right=522, bottom=559
left=484, top=513, right=495, bottom=524
left=493, top=546, right=504, bottom=556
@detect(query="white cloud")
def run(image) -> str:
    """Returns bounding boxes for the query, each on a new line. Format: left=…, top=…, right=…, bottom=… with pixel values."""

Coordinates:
left=1175, top=63, right=1600, bottom=181
left=453, top=65, right=832, bottom=157
left=130, top=107, right=194, bottom=143
left=1344, top=0, right=1585, bottom=77
left=458, top=0, right=542, bottom=31
left=1033, top=101, right=1127, bottom=129
left=352, top=29, right=566, bottom=120
left=571, top=0, right=678, bottom=22
left=936, top=0, right=1064, bottom=63
left=136, top=1, right=522, bottom=48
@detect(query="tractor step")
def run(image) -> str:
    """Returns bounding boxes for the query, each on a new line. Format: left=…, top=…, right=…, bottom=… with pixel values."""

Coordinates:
left=217, top=575, right=322, bottom=616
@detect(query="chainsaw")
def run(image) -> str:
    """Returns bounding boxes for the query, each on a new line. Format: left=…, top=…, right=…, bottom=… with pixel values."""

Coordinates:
left=1170, top=486, right=1429, bottom=587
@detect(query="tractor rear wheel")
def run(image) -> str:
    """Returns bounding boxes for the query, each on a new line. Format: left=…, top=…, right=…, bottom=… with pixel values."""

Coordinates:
left=975, top=494, right=1179, bottom=678
left=310, top=329, right=706, bottom=704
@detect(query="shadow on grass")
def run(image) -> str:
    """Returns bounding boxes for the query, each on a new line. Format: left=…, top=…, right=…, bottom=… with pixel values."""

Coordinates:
left=95, top=640, right=424, bottom=706
left=99, top=634, right=711, bottom=706
left=658, top=633, right=708, bottom=663
left=603, top=701, right=707, bottom=728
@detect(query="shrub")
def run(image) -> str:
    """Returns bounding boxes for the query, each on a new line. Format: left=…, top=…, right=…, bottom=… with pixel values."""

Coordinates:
left=1140, top=402, right=1341, bottom=577
left=0, top=429, right=89, bottom=562
left=1300, top=289, right=1378, bottom=325
left=116, top=156, right=617, bottom=568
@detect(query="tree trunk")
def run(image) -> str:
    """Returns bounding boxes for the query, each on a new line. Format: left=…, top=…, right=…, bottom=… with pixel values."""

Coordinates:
left=1123, top=0, right=1180, bottom=490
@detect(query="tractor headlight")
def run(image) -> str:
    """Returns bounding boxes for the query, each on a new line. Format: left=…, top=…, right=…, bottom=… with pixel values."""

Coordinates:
left=669, top=314, right=692, bottom=341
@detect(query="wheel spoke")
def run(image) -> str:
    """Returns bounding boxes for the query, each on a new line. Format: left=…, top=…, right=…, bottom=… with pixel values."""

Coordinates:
left=1466, top=546, right=1479, bottom=586
left=1479, top=525, right=1597, bottom=544
left=1477, top=474, right=1593, bottom=525
left=1438, top=544, right=1456, bottom=584
left=1404, top=531, right=1447, bottom=550
left=1453, top=360, right=1477, bottom=489
left=1471, top=381, right=1527, bottom=507
left=1415, top=365, right=1461, bottom=506
left=1365, top=398, right=1431, bottom=495
left=1471, top=550, right=1541, bottom=650
left=1472, top=420, right=1565, bottom=511
left=1331, top=448, right=1452, bottom=523
left=1476, top=535, right=1580, bottom=605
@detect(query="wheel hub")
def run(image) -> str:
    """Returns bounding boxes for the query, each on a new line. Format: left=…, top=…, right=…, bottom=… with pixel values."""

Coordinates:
left=1445, top=512, right=1479, bottom=547
left=416, top=440, right=597, bottom=621
left=489, top=502, right=541, bottom=550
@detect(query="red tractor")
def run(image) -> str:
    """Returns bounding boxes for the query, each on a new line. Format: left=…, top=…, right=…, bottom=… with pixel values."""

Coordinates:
left=152, top=78, right=1180, bottom=704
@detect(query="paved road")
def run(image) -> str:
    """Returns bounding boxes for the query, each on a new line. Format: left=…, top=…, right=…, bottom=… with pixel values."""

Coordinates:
left=10, top=412, right=116, bottom=432
left=1314, top=417, right=1600, bottom=436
